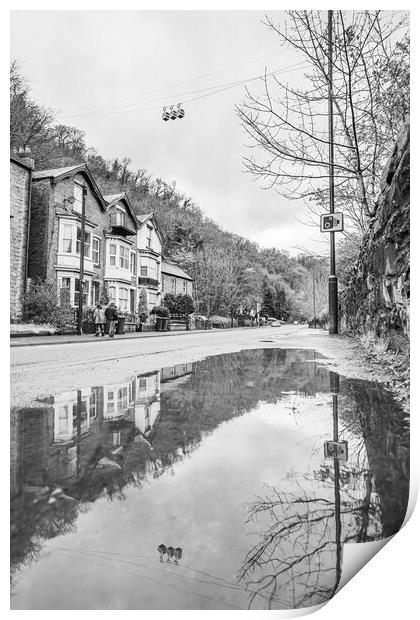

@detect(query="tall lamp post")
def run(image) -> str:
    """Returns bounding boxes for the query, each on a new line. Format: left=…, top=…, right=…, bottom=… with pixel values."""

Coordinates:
left=328, top=9, right=338, bottom=334
left=77, top=186, right=87, bottom=336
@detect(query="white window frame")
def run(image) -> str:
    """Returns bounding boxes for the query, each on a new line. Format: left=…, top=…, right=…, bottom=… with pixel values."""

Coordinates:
left=92, top=236, right=100, bottom=264
left=119, top=245, right=130, bottom=270
left=130, top=252, right=136, bottom=275
left=76, top=227, right=91, bottom=258
left=108, top=286, right=116, bottom=304
left=109, top=244, right=117, bottom=267
left=62, top=224, right=73, bottom=253
left=119, top=287, right=129, bottom=310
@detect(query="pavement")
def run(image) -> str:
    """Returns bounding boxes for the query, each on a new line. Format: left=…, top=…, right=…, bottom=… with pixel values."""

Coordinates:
left=10, top=326, right=229, bottom=348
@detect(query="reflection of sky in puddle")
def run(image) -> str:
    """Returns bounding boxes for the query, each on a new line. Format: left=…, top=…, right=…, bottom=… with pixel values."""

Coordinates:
left=10, top=349, right=409, bottom=610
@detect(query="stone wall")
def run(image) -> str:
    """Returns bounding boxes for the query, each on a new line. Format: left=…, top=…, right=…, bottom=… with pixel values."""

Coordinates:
left=10, top=159, right=31, bottom=321
left=340, top=122, right=410, bottom=350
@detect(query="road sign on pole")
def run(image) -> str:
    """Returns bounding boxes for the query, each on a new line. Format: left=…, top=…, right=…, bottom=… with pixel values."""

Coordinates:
left=324, top=440, right=348, bottom=462
left=320, top=212, right=344, bottom=233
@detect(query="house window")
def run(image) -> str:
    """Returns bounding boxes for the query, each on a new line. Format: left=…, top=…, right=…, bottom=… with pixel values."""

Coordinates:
left=140, top=266, right=147, bottom=277
left=62, top=224, right=73, bottom=253
left=119, top=287, right=129, bottom=310
left=111, top=431, right=121, bottom=447
left=130, top=252, right=136, bottom=275
left=108, top=286, right=116, bottom=304
left=73, top=183, right=84, bottom=214
left=61, top=277, right=71, bottom=289
left=109, top=244, right=117, bottom=267
left=138, top=378, right=147, bottom=391
left=74, top=279, right=89, bottom=306
left=119, top=245, right=129, bottom=269
left=76, top=227, right=91, bottom=258
left=107, top=392, right=115, bottom=414
left=117, top=387, right=128, bottom=412
left=91, top=281, right=100, bottom=306
left=115, top=209, right=124, bottom=226
left=149, top=261, right=157, bottom=279
left=171, top=277, right=176, bottom=293
left=92, top=237, right=100, bottom=264
left=149, top=291, right=157, bottom=308
left=89, top=391, right=97, bottom=418
left=183, top=280, right=187, bottom=293
left=146, top=227, right=152, bottom=248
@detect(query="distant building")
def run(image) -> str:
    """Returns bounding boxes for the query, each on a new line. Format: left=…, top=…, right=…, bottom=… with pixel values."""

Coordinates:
left=161, top=261, right=193, bottom=297
left=137, top=213, right=164, bottom=309
left=10, top=149, right=35, bottom=321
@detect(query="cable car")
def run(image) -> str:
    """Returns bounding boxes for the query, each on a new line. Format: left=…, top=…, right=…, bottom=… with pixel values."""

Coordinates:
left=177, top=104, right=185, bottom=119
left=162, top=107, right=170, bottom=121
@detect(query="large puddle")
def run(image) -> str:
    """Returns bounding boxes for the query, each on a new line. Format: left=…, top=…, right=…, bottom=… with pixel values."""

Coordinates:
left=10, top=349, right=409, bottom=610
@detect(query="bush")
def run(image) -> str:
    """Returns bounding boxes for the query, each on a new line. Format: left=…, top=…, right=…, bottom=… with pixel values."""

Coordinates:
left=137, top=286, right=149, bottom=323
left=23, top=279, right=76, bottom=330
left=164, top=293, right=194, bottom=316
left=209, top=315, right=230, bottom=328
left=24, top=279, right=59, bottom=324
left=150, top=305, right=170, bottom=318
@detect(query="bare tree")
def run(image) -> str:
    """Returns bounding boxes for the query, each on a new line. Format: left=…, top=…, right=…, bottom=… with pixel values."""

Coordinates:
left=238, top=470, right=382, bottom=609
left=237, top=11, right=409, bottom=235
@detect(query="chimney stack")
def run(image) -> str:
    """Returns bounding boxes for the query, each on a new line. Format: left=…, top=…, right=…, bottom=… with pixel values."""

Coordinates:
left=17, top=145, right=35, bottom=171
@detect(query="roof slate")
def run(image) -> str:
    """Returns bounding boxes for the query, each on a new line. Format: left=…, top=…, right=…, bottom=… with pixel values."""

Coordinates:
left=161, top=261, right=192, bottom=281
left=33, top=164, right=83, bottom=180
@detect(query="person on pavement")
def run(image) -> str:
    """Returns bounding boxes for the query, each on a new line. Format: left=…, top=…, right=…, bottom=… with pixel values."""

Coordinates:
left=105, top=303, right=119, bottom=338
left=94, top=303, right=106, bottom=336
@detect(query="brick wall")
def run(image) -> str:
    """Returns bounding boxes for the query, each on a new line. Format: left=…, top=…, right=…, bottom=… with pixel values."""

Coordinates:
left=10, top=160, right=31, bottom=321
left=28, top=179, right=50, bottom=280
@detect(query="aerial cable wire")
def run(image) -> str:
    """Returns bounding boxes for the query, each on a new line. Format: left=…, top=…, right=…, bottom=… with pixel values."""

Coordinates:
left=59, top=61, right=309, bottom=119
left=63, top=51, right=301, bottom=116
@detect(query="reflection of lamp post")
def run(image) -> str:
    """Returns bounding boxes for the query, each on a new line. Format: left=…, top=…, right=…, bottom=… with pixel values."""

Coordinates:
left=77, top=187, right=88, bottom=335
left=323, top=371, right=346, bottom=594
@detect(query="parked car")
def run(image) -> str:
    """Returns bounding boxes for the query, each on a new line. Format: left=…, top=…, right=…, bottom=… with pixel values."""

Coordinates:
left=270, top=320, right=282, bottom=327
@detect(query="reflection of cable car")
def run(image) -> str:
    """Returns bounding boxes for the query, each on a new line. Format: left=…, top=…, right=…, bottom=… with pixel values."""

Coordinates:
left=162, top=107, right=170, bottom=121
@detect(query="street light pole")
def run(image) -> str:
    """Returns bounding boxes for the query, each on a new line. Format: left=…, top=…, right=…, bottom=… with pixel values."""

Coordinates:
left=77, top=186, right=87, bottom=336
left=328, top=9, right=338, bottom=334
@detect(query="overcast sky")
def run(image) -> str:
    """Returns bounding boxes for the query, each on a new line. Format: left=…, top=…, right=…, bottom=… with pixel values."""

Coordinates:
left=11, top=10, right=333, bottom=256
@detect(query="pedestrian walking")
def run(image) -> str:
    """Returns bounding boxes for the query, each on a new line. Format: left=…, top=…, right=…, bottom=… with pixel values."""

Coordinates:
left=105, top=302, right=119, bottom=338
left=94, top=303, right=106, bottom=336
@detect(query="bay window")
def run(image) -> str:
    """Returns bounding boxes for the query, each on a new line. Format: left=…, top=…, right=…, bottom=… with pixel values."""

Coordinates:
left=92, top=237, right=100, bottom=264
left=62, top=224, right=73, bottom=253
left=130, top=252, right=136, bottom=275
left=74, top=279, right=89, bottom=306
left=119, top=287, right=129, bottom=310
left=76, top=227, right=91, bottom=258
left=108, top=286, right=116, bottom=304
left=119, top=245, right=129, bottom=269
left=109, top=244, right=117, bottom=266
left=140, top=265, right=147, bottom=276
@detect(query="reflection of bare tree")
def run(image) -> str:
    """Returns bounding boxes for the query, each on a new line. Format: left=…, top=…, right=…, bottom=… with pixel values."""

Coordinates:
left=238, top=471, right=382, bottom=610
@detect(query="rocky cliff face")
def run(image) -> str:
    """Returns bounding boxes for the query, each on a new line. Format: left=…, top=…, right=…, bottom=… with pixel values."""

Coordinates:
left=340, top=122, right=410, bottom=350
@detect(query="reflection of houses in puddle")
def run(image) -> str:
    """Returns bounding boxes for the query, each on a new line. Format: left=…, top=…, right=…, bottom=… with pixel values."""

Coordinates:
left=160, top=363, right=193, bottom=391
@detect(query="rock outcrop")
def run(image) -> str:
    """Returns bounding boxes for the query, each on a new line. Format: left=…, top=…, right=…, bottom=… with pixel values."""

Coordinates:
left=340, top=122, right=410, bottom=350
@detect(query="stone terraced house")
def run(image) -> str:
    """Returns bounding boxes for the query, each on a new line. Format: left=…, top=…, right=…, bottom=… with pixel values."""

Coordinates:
left=10, top=159, right=193, bottom=320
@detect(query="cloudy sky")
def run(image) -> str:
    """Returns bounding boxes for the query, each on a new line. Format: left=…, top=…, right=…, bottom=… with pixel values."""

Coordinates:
left=11, top=10, right=330, bottom=255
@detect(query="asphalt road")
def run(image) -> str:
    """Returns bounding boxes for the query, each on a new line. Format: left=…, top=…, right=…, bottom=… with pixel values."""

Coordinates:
left=11, top=326, right=336, bottom=408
